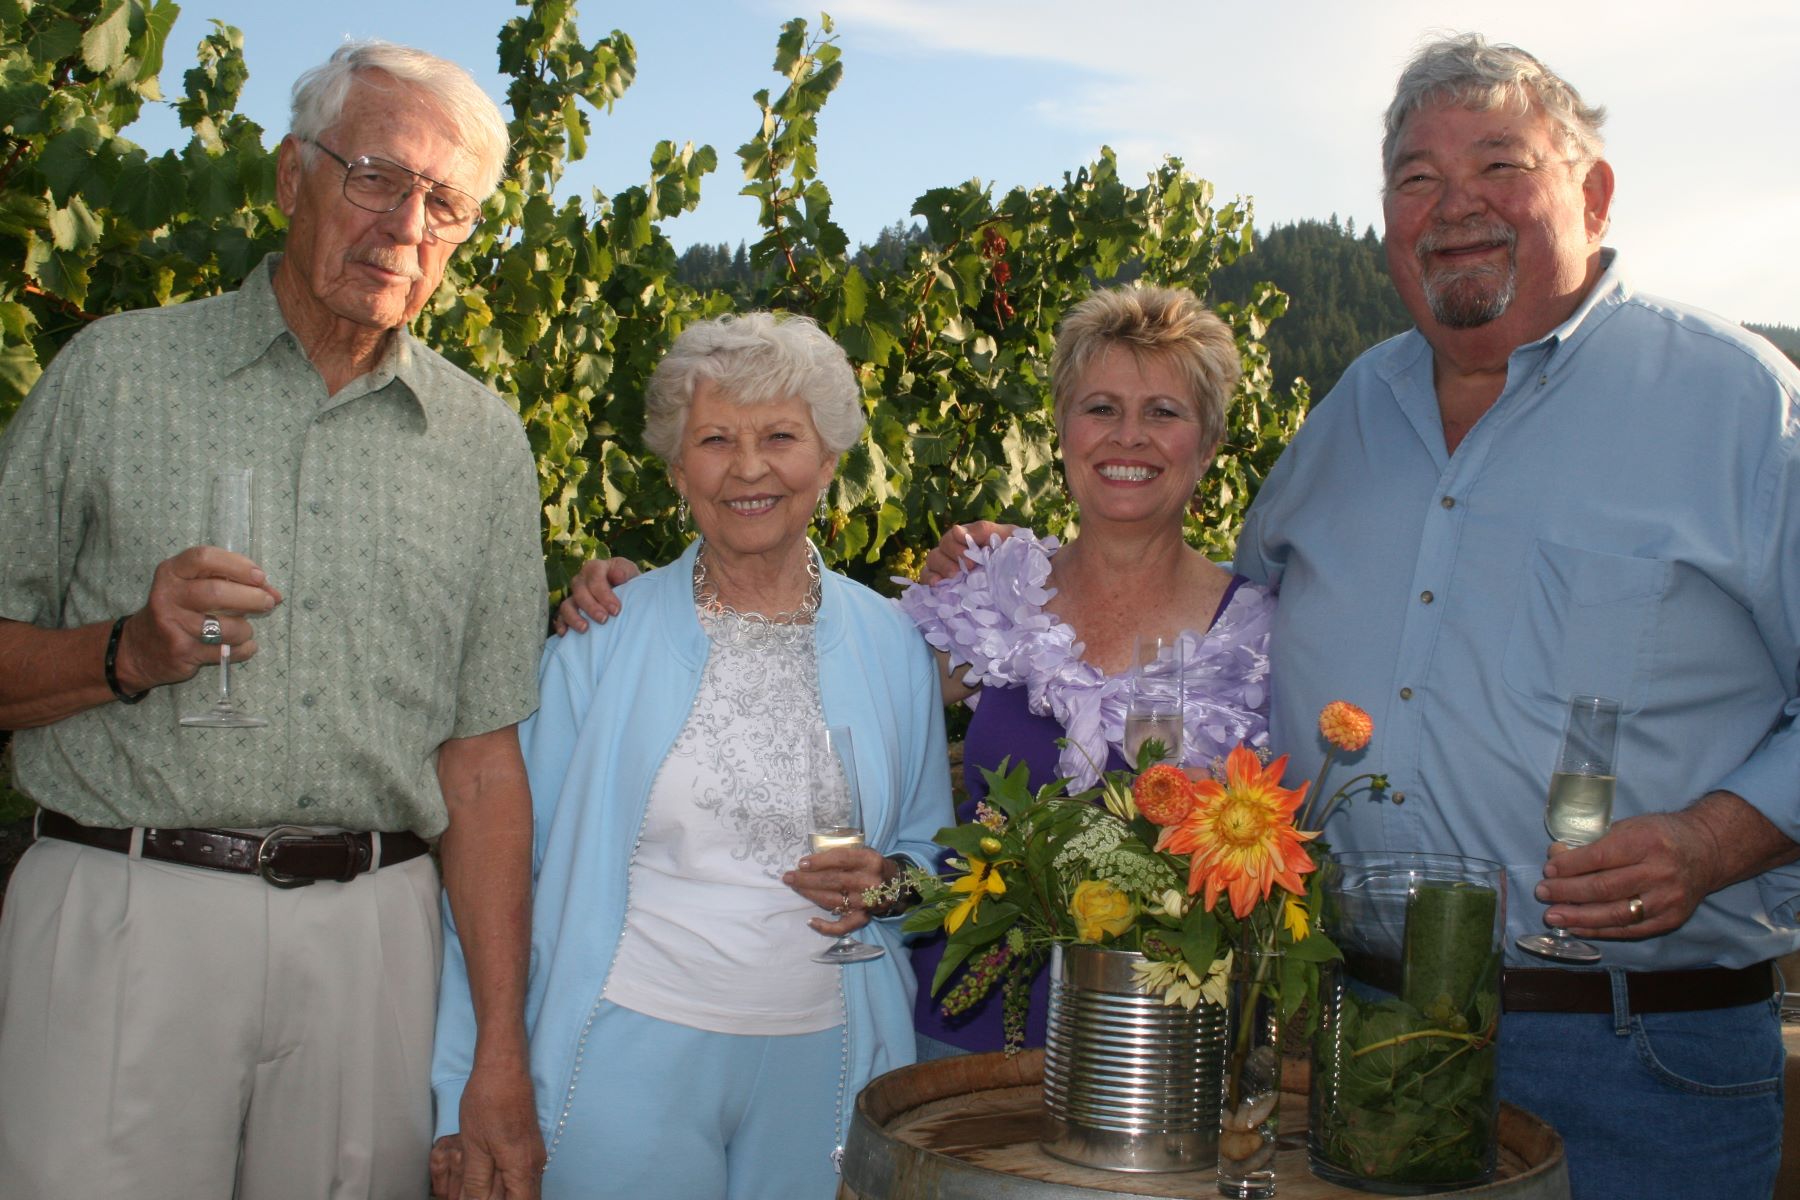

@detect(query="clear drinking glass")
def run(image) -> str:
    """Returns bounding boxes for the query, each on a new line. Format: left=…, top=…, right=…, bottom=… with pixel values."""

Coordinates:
left=1515, top=695, right=1620, bottom=962
left=807, top=725, right=885, bottom=965
left=180, top=467, right=268, bottom=729
left=1124, top=634, right=1183, bottom=768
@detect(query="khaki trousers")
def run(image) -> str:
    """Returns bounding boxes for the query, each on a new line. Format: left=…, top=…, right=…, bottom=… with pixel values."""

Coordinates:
left=0, top=835, right=441, bottom=1200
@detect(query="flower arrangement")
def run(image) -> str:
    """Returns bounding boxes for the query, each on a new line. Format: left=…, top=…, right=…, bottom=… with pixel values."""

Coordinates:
left=887, top=701, right=1387, bottom=1052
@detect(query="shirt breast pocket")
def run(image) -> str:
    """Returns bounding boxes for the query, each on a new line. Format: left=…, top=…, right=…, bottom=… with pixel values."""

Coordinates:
left=1501, top=540, right=1669, bottom=709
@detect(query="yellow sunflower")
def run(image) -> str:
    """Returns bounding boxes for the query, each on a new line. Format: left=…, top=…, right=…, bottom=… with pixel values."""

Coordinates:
left=1156, top=745, right=1319, bottom=919
left=945, top=855, right=1007, bottom=933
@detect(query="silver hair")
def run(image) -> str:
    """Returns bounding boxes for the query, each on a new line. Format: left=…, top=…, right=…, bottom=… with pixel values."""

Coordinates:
left=1050, top=285, right=1239, bottom=457
left=1382, top=33, right=1607, bottom=182
left=289, top=40, right=510, bottom=197
left=642, top=312, right=865, bottom=465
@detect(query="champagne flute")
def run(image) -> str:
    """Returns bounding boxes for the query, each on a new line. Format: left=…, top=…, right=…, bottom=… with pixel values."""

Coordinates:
left=180, top=467, right=268, bottom=729
left=1515, top=695, right=1620, bottom=962
left=807, top=725, right=885, bottom=965
left=1123, top=634, right=1184, bottom=768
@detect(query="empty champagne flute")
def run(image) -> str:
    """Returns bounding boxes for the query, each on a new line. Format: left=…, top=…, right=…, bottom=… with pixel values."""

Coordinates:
left=807, top=725, right=885, bottom=965
left=1123, top=634, right=1184, bottom=768
left=180, top=467, right=268, bottom=729
left=1515, top=695, right=1621, bottom=962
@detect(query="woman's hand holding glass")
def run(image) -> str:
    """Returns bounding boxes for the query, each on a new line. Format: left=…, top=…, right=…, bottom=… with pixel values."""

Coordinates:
left=783, top=725, right=892, bottom=961
left=785, top=844, right=893, bottom=939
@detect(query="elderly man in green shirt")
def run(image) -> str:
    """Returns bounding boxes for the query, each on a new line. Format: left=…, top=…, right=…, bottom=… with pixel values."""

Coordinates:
left=0, top=42, right=546, bottom=1200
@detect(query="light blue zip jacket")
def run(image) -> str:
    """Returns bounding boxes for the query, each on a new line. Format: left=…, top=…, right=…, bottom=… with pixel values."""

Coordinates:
left=431, top=539, right=953, bottom=1157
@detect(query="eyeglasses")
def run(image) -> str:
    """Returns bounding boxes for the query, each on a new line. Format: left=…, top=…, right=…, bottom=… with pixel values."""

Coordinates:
left=306, top=140, right=482, bottom=244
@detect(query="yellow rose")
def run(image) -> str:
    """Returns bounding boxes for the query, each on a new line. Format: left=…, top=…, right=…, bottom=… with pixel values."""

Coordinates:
left=1069, top=880, right=1135, bottom=943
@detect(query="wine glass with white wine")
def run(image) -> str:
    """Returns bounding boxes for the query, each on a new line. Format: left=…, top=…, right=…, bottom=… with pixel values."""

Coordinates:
left=180, top=467, right=268, bottom=729
left=1123, top=634, right=1183, bottom=768
left=1516, top=694, right=1621, bottom=962
left=807, top=725, right=885, bottom=965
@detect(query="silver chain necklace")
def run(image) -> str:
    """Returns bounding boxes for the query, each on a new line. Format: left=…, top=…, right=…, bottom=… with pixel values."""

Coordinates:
left=692, top=539, right=822, bottom=647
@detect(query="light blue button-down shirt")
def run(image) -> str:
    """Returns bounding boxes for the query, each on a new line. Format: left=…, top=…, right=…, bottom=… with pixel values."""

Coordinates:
left=1236, top=252, right=1800, bottom=969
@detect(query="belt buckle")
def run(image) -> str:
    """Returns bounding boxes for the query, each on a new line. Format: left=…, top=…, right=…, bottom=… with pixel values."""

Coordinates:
left=257, top=826, right=321, bottom=888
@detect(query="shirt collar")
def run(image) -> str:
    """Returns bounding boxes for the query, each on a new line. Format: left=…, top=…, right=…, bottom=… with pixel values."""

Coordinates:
left=1517, top=247, right=1629, bottom=365
left=223, top=252, right=436, bottom=426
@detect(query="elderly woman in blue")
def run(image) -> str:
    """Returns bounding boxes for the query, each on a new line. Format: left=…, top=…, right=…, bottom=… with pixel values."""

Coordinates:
left=430, top=312, right=951, bottom=1200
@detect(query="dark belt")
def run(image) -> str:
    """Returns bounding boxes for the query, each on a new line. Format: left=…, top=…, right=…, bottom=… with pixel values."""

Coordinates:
left=36, top=809, right=429, bottom=888
left=1502, top=962, right=1776, bottom=1014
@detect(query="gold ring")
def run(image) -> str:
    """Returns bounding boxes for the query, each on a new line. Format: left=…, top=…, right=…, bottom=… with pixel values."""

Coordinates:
left=1626, top=896, right=1645, bottom=922
left=840, top=890, right=853, bottom=912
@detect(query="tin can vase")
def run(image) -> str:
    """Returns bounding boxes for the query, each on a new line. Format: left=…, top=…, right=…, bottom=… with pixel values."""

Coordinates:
left=1041, top=942, right=1228, bottom=1173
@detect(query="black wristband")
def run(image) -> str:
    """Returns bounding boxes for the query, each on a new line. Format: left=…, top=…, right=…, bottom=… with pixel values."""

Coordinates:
left=104, top=615, right=149, bottom=705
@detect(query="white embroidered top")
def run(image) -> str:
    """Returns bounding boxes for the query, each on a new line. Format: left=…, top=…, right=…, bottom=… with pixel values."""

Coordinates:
left=603, top=608, right=845, bottom=1034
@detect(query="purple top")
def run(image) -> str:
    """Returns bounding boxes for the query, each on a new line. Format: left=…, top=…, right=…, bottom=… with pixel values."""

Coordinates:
left=896, top=531, right=1275, bottom=1051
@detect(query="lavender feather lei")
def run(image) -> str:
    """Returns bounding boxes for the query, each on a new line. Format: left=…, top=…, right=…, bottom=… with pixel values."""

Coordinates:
left=895, top=530, right=1273, bottom=788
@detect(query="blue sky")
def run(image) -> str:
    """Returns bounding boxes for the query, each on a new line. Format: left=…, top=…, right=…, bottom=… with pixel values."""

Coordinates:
left=128, top=1, right=1798, bottom=325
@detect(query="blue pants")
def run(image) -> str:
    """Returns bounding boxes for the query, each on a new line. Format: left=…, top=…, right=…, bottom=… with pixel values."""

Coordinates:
left=1498, top=977, right=1782, bottom=1200
left=545, top=1001, right=845, bottom=1200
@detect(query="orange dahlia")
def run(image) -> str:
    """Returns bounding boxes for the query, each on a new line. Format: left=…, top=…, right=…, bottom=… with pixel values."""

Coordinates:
left=1156, top=745, right=1319, bottom=919
left=1133, top=764, right=1199, bottom=827
left=1318, top=701, right=1373, bottom=752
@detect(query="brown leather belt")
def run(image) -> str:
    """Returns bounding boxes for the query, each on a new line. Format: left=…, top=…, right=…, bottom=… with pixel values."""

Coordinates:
left=1502, top=962, right=1775, bottom=1014
left=36, top=809, right=429, bottom=888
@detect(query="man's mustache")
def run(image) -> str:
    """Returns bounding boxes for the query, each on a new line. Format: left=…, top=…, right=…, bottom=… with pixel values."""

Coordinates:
left=1416, top=221, right=1517, bottom=260
left=351, top=250, right=424, bottom=281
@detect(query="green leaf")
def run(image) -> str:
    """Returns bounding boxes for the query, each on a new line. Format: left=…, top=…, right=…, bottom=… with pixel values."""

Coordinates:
left=81, top=1, right=133, bottom=75
left=28, top=17, right=82, bottom=66
left=118, top=151, right=185, bottom=230
left=37, top=123, right=104, bottom=205
left=23, top=231, right=91, bottom=306
left=47, top=196, right=101, bottom=251
left=841, top=263, right=866, bottom=324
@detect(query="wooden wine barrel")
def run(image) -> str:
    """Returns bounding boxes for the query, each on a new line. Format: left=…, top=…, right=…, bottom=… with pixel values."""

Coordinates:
left=838, top=1050, right=1569, bottom=1200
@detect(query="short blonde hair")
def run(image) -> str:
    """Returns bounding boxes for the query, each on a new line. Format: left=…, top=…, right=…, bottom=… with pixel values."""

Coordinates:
left=642, top=312, right=864, bottom=464
left=1050, top=285, right=1238, bottom=455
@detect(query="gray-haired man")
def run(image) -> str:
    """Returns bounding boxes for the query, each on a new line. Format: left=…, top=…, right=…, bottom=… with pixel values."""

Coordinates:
left=0, top=42, right=544, bottom=1198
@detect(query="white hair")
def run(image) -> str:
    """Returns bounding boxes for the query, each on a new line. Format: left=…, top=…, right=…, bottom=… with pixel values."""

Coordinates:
left=1383, top=33, right=1607, bottom=182
left=643, top=312, right=865, bottom=464
left=289, top=40, right=510, bottom=197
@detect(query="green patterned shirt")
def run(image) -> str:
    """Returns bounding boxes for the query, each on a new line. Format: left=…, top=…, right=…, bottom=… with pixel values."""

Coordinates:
left=0, top=256, right=547, bottom=835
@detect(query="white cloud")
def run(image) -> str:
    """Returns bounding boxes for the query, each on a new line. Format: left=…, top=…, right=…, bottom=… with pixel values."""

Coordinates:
left=828, top=0, right=1800, bottom=320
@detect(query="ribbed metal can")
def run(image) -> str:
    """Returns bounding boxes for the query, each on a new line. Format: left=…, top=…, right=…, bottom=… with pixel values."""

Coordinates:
left=1040, top=942, right=1227, bottom=1173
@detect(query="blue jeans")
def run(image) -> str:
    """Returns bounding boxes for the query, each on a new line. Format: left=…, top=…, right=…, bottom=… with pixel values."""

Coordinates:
left=1498, top=973, right=1782, bottom=1200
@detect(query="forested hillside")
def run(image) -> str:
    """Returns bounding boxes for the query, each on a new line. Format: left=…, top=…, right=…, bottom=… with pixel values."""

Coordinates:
left=1207, top=218, right=1412, bottom=399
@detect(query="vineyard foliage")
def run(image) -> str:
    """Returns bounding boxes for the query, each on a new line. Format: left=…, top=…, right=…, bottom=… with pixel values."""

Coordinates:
left=0, top=0, right=1308, bottom=595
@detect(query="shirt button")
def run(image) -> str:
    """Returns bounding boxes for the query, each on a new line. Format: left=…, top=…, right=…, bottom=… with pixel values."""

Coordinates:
left=1420, top=590, right=1434, bottom=604
left=1399, top=687, right=1414, bottom=700
left=1392, top=791, right=1407, bottom=805
left=301, top=693, right=316, bottom=708
left=1441, top=496, right=1455, bottom=509
left=297, top=795, right=315, bottom=809
left=307, top=500, right=323, bottom=515
left=303, top=597, right=319, bottom=611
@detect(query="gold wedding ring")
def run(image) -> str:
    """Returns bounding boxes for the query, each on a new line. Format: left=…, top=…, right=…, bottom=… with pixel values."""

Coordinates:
left=1626, top=896, right=1646, bottom=923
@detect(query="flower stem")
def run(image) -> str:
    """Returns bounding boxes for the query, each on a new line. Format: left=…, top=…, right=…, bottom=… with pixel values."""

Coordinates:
left=1350, top=1026, right=1486, bottom=1058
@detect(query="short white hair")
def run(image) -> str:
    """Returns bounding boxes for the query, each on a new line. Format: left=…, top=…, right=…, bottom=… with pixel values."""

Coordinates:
left=1383, top=34, right=1606, bottom=183
left=643, top=312, right=864, bottom=464
left=290, top=40, right=510, bottom=197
